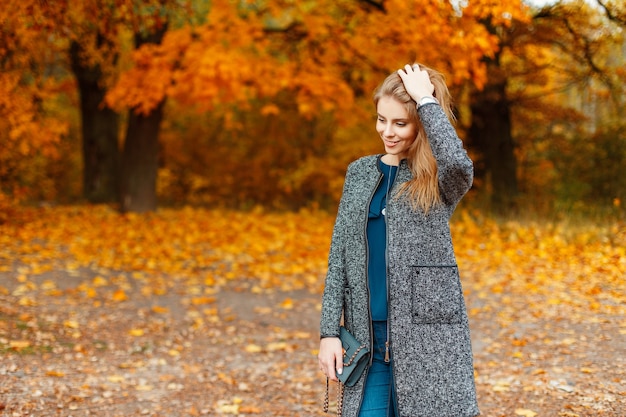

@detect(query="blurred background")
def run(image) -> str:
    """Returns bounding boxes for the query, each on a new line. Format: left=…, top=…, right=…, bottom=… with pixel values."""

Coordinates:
left=1, top=0, right=624, bottom=218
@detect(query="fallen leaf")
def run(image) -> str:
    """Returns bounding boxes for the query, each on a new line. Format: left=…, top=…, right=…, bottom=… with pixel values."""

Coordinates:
left=191, top=296, right=216, bottom=305
left=244, top=344, right=263, bottom=353
left=112, top=289, right=127, bottom=302
left=63, top=320, right=79, bottom=329
left=279, top=298, right=293, bottom=309
left=128, top=328, right=144, bottom=336
left=515, top=409, right=537, bottom=417
left=9, top=340, right=31, bottom=350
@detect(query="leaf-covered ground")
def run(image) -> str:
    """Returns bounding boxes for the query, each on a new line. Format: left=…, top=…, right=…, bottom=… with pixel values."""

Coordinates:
left=1, top=206, right=624, bottom=416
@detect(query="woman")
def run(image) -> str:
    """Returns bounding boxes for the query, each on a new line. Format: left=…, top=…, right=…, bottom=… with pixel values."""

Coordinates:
left=318, top=64, right=480, bottom=417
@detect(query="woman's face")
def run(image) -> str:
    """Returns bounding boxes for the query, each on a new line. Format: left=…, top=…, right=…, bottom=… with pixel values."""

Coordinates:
left=376, top=96, right=418, bottom=164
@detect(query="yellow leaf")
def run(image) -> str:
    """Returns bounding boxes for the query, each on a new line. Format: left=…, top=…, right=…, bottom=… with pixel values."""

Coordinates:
left=41, top=280, right=56, bottom=290
left=93, top=276, right=109, bottom=287
left=129, top=328, right=144, bottom=337
left=279, top=298, right=293, bottom=310
left=244, top=344, right=263, bottom=353
left=18, top=296, right=37, bottom=306
left=151, top=305, right=170, bottom=314
left=267, top=342, right=289, bottom=352
left=492, top=380, right=510, bottom=392
left=217, top=397, right=244, bottom=415
left=218, top=404, right=239, bottom=414
left=84, top=286, right=97, bottom=298
left=46, top=370, right=65, bottom=377
left=203, top=307, right=218, bottom=316
left=9, top=340, right=31, bottom=350
left=108, top=375, right=125, bottom=383
left=64, top=320, right=79, bottom=329
left=112, top=289, right=127, bottom=302
left=515, top=409, right=537, bottom=417
left=191, top=296, right=216, bottom=305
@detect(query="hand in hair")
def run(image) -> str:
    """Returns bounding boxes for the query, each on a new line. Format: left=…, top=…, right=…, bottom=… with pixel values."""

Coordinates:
left=397, top=64, right=435, bottom=104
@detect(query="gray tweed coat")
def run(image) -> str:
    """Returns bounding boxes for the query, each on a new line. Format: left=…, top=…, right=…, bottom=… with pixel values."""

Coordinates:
left=320, top=104, right=480, bottom=417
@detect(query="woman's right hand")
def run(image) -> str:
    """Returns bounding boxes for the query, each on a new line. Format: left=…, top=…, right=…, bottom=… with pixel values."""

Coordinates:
left=397, top=64, right=435, bottom=103
left=318, top=337, right=344, bottom=381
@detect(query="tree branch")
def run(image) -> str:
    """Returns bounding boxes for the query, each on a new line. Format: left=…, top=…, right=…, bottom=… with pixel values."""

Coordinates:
left=561, top=17, right=614, bottom=91
left=596, top=0, right=626, bottom=26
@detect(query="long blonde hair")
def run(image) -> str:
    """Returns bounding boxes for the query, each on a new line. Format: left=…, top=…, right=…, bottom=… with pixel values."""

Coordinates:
left=373, top=63, right=455, bottom=213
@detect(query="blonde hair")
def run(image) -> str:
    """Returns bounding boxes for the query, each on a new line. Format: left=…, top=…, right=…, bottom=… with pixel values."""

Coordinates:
left=373, top=63, right=455, bottom=213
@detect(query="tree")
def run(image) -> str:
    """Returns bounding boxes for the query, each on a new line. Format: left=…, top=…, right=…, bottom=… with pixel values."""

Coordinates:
left=70, top=38, right=120, bottom=204
left=521, top=1, right=625, bottom=209
left=0, top=0, right=68, bottom=206
left=64, top=1, right=183, bottom=210
left=105, top=0, right=529, bottom=211
left=119, top=26, right=169, bottom=213
left=463, top=0, right=626, bottom=213
left=7, top=0, right=553, bottom=212
left=467, top=19, right=520, bottom=213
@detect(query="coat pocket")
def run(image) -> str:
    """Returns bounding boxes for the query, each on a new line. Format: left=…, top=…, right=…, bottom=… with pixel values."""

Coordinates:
left=410, top=265, right=463, bottom=324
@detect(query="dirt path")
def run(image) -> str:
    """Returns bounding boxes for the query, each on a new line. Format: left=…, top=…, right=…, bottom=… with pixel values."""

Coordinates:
left=1, top=272, right=625, bottom=416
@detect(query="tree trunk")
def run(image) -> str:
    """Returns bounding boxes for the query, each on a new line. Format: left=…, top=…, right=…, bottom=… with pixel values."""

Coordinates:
left=468, top=60, right=519, bottom=213
left=119, top=101, right=164, bottom=213
left=119, top=28, right=167, bottom=213
left=70, top=41, right=120, bottom=203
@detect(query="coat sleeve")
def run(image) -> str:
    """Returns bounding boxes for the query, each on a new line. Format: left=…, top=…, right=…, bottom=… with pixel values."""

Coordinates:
left=319, top=163, right=354, bottom=338
left=418, top=104, right=474, bottom=206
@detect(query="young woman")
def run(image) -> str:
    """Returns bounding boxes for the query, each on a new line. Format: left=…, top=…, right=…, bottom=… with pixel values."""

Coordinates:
left=318, top=64, right=479, bottom=417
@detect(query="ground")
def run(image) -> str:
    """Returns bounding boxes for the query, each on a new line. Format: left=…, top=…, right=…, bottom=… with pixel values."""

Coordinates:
left=1, top=264, right=624, bottom=417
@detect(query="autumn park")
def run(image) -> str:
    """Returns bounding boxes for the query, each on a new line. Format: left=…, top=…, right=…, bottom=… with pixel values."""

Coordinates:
left=1, top=0, right=625, bottom=416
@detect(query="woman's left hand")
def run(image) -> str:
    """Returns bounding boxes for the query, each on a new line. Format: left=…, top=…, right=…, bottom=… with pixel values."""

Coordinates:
left=318, top=337, right=343, bottom=381
left=397, top=64, right=435, bottom=103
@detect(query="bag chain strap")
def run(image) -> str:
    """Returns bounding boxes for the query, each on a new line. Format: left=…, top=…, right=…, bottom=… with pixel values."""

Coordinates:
left=323, top=343, right=366, bottom=417
left=324, top=378, right=345, bottom=417
left=324, top=378, right=329, bottom=413
left=337, top=382, right=344, bottom=416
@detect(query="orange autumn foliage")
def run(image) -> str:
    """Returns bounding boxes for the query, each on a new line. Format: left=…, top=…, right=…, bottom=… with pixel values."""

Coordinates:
left=7, top=0, right=624, bottom=214
left=105, top=0, right=531, bottom=118
left=1, top=0, right=534, bottom=205
left=0, top=1, right=70, bottom=207
left=1, top=206, right=624, bottom=311
left=0, top=0, right=188, bottom=207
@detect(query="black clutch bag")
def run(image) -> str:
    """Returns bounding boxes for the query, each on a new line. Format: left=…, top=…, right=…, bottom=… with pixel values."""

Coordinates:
left=337, top=326, right=370, bottom=387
